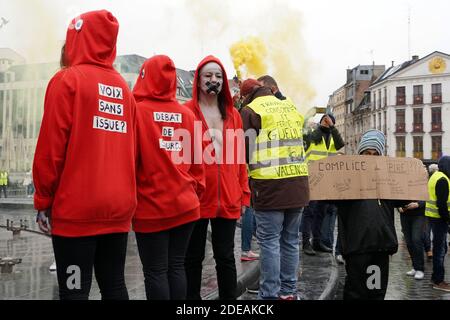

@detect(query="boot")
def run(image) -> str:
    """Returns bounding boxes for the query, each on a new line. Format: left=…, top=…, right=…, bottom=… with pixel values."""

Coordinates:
left=303, top=240, right=316, bottom=256
left=312, top=240, right=333, bottom=253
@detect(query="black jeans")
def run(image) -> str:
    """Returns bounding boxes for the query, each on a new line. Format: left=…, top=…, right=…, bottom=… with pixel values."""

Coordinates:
left=136, top=222, right=195, bottom=300
left=400, top=215, right=425, bottom=272
left=0, top=186, right=7, bottom=198
left=343, top=252, right=390, bottom=300
left=185, top=218, right=237, bottom=300
left=300, top=200, right=326, bottom=244
left=52, top=233, right=129, bottom=300
left=429, top=218, right=449, bottom=284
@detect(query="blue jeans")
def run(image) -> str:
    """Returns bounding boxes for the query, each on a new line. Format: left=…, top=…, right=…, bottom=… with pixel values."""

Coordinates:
left=254, top=208, right=303, bottom=299
left=321, top=204, right=337, bottom=250
left=422, top=219, right=432, bottom=253
left=241, top=207, right=256, bottom=252
left=300, top=201, right=326, bottom=244
left=429, top=218, right=449, bottom=284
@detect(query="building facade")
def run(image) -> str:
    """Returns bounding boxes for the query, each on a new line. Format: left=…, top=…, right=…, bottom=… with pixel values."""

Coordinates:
left=369, top=51, right=450, bottom=161
left=0, top=49, right=195, bottom=173
left=342, top=64, right=386, bottom=154
left=328, top=85, right=346, bottom=151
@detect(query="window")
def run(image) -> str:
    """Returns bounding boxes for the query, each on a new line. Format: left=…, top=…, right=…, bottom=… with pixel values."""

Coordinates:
left=383, top=111, right=387, bottom=135
left=0, top=90, right=3, bottom=138
left=396, top=87, right=406, bottom=105
left=384, top=88, right=387, bottom=107
left=432, top=84, right=442, bottom=103
left=378, top=90, right=381, bottom=108
left=373, top=92, right=376, bottom=110
left=413, top=137, right=423, bottom=159
left=431, top=107, right=442, bottom=132
left=396, top=136, right=406, bottom=157
left=413, top=109, right=423, bottom=132
left=396, top=110, right=405, bottom=132
left=35, top=89, right=45, bottom=138
left=432, top=136, right=442, bottom=160
left=413, top=85, right=423, bottom=105
left=360, top=70, right=369, bottom=75
left=378, top=113, right=382, bottom=131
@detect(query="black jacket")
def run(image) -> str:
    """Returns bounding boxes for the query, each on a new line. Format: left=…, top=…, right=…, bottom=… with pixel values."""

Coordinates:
left=335, top=199, right=409, bottom=256
left=401, top=201, right=426, bottom=217
left=435, top=156, right=450, bottom=222
left=304, top=126, right=345, bottom=152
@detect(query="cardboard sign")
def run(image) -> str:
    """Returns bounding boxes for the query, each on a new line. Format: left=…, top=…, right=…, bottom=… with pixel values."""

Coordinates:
left=308, top=156, right=429, bottom=201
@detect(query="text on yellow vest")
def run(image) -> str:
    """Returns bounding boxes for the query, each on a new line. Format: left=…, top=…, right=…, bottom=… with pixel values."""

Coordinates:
left=247, top=96, right=308, bottom=180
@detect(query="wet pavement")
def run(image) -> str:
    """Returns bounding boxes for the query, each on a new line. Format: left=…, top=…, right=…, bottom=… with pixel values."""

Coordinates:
left=2, top=205, right=449, bottom=300
left=239, top=249, right=338, bottom=300
left=0, top=208, right=259, bottom=300
left=333, top=214, right=450, bottom=300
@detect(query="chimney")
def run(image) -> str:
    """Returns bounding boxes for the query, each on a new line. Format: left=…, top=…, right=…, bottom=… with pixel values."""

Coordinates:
left=391, top=61, right=395, bottom=67
left=412, top=55, right=419, bottom=61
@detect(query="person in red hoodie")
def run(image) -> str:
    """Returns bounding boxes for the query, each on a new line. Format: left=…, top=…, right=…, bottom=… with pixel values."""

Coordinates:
left=132, top=55, right=205, bottom=300
left=184, top=56, right=251, bottom=300
left=33, top=10, right=137, bottom=300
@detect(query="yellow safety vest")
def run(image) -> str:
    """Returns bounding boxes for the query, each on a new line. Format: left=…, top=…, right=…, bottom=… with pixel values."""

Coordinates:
left=247, top=95, right=308, bottom=180
left=426, top=171, right=450, bottom=219
left=305, top=136, right=338, bottom=163
left=0, top=172, right=7, bottom=186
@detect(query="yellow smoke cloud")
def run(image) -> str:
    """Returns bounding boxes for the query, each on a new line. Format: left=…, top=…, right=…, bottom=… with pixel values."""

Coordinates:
left=11, top=0, right=62, bottom=64
left=230, top=37, right=268, bottom=80
left=229, top=3, right=316, bottom=113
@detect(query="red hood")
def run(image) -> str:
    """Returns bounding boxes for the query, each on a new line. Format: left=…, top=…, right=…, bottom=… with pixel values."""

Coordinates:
left=65, top=10, right=118, bottom=68
left=191, top=55, right=233, bottom=113
left=133, top=55, right=177, bottom=102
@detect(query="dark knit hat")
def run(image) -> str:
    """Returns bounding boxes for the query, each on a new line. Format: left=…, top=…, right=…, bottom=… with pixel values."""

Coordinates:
left=320, top=113, right=336, bottom=125
left=240, top=79, right=262, bottom=97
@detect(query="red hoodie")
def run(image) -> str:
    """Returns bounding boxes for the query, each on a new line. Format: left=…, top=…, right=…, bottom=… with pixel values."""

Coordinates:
left=33, top=10, right=137, bottom=237
left=185, top=56, right=250, bottom=220
left=132, top=55, right=205, bottom=233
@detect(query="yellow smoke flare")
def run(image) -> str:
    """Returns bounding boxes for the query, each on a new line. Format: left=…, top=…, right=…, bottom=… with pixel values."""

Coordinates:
left=228, top=5, right=316, bottom=113
left=230, top=37, right=268, bottom=80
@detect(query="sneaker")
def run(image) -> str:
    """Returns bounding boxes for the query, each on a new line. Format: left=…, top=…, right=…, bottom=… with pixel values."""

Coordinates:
left=414, top=271, right=425, bottom=280
left=432, top=281, right=450, bottom=292
left=49, top=262, right=57, bottom=272
left=241, top=251, right=260, bottom=262
left=303, top=242, right=316, bottom=256
left=312, top=241, right=333, bottom=253
left=279, top=294, right=299, bottom=301
left=335, top=255, right=345, bottom=265
left=406, top=269, right=416, bottom=276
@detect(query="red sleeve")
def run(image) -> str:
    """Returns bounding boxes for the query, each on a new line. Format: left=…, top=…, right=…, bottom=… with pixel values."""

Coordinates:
left=234, top=109, right=251, bottom=207
left=189, top=114, right=206, bottom=199
left=33, top=71, right=74, bottom=210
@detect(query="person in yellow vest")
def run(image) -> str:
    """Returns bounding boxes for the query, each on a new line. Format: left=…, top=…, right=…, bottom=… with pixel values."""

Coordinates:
left=300, top=114, right=345, bottom=256
left=257, top=75, right=287, bottom=101
left=0, top=170, right=8, bottom=198
left=425, top=155, right=450, bottom=292
left=240, top=78, right=309, bottom=300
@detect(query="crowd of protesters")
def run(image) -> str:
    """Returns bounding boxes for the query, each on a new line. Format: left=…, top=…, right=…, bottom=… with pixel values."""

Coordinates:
left=32, top=10, right=449, bottom=301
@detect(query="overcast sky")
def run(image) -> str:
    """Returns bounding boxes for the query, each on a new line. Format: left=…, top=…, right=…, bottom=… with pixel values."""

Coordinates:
left=1, top=0, right=449, bottom=107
